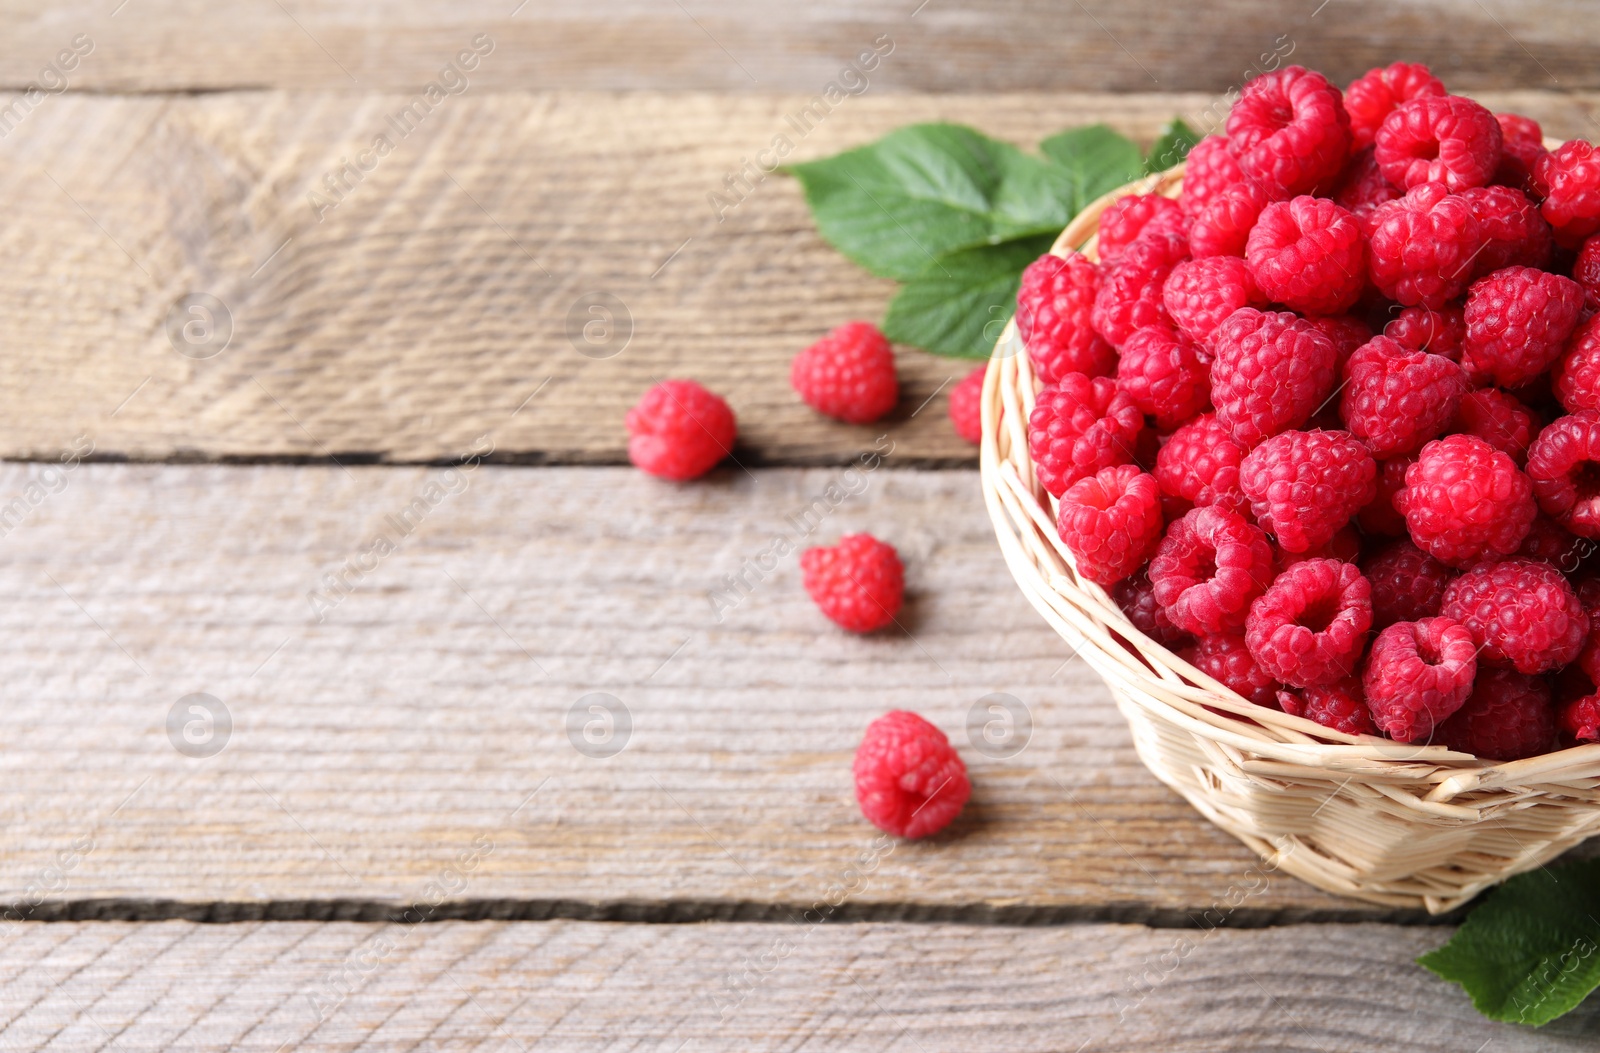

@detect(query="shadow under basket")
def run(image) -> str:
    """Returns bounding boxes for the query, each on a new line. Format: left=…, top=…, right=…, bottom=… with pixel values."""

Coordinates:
left=979, top=164, right=1600, bottom=913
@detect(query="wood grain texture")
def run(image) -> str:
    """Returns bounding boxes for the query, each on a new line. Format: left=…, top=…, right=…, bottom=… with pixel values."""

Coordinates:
left=0, top=1, right=1596, bottom=93
left=3, top=919, right=1596, bottom=1051
left=1, top=90, right=1598, bottom=467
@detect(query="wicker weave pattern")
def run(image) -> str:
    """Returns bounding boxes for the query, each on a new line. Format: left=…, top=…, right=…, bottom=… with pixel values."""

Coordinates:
left=979, top=165, right=1600, bottom=912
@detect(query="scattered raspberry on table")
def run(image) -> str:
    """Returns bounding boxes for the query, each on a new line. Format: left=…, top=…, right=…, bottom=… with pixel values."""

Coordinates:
left=801, top=533, right=905, bottom=634
left=625, top=378, right=737, bottom=481
left=853, top=710, right=971, bottom=838
left=948, top=366, right=986, bottom=445
left=790, top=321, right=900, bottom=424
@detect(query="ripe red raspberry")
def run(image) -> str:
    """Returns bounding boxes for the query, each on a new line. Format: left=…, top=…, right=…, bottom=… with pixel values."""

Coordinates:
left=1338, top=336, right=1467, bottom=459
left=948, top=366, right=985, bottom=445
left=1533, top=140, right=1600, bottom=248
left=1332, top=148, right=1402, bottom=218
left=1240, top=429, right=1376, bottom=553
left=1357, top=456, right=1413, bottom=536
left=853, top=710, right=970, bottom=839
left=1459, top=185, right=1553, bottom=277
left=801, top=534, right=904, bottom=634
left=1366, top=182, right=1481, bottom=308
left=1362, top=616, right=1478, bottom=742
left=1116, top=324, right=1210, bottom=429
left=1461, top=266, right=1584, bottom=388
left=1397, top=434, right=1536, bottom=566
left=1574, top=234, right=1600, bottom=311
left=1245, top=197, right=1367, bottom=315
left=625, top=379, right=737, bottom=481
left=1516, top=513, right=1589, bottom=572
left=1494, top=112, right=1547, bottom=191
left=1209, top=309, right=1339, bottom=449
left=1382, top=303, right=1465, bottom=361
left=1092, top=235, right=1185, bottom=348
left=1277, top=678, right=1377, bottom=735
left=1374, top=95, right=1502, bottom=192
left=1190, top=632, right=1278, bottom=707
left=1526, top=412, right=1600, bottom=538
left=1360, top=538, right=1455, bottom=629
left=1057, top=465, right=1163, bottom=586
left=1308, top=314, right=1373, bottom=371
left=790, top=322, right=898, bottom=424
left=1154, top=413, right=1248, bottom=514
left=1226, top=66, right=1351, bottom=196
left=1113, top=566, right=1190, bottom=647
left=1437, top=668, right=1556, bottom=760
left=1344, top=62, right=1446, bottom=151
left=1162, top=256, right=1265, bottom=349
left=1441, top=558, right=1589, bottom=674
left=1028, top=374, right=1143, bottom=497
left=1150, top=506, right=1274, bottom=635
left=1189, top=180, right=1282, bottom=259
left=1555, top=315, right=1600, bottom=417
left=1245, top=558, right=1372, bottom=688
left=1560, top=694, right=1600, bottom=743
left=1179, top=136, right=1245, bottom=216
left=1016, top=252, right=1117, bottom=386
left=1450, top=388, right=1538, bottom=464
left=1097, top=193, right=1187, bottom=262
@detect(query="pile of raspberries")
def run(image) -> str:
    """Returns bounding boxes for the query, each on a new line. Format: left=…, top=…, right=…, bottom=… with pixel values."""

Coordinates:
left=1023, top=62, right=1600, bottom=760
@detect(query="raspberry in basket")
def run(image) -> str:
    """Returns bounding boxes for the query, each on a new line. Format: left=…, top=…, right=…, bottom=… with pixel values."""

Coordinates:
left=1366, top=181, right=1480, bottom=308
left=1245, top=558, right=1372, bottom=688
left=1344, top=62, right=1445, bottom=150
left=1374, top=95, right=1502, bottom=192
left=1461, top=266, right=1584, bottom=389
left=1056, top=465, right=1163, bottom=586
left=1016, top=252, right=1116, bottom=385
left=1162, top=256, right=1264, bottom=349
left=1239, top=429, right=1376, bottom=554
left=1441, top=558, right=1589, bottom=675
left=1097, top=193, right=1187, bottom=262
left=1092, top=235, right=1185, bottom=348
left=1113, top=567, right=1190, bottom=647
left=1574, top=235, right=1600, bottom=311
left=1209, top=308, right=1339, bottom=449
left=625, top=378, right=737, bottom=481
left=1459, top=185, right=1553, bottom=277
left=1396, top=434, right=1536, bottom=566
left=1363, top=617, right=1478, bottom=743
left=1560, top=694, right=1600, bottom=744
left=1245, top=196, right=1367, bottom=315
left=1189, top=632, right=1278, bottom=708
left=1277, top=677, right=1377, bottom=736
left=801, top=533, right=904, bottom=634
left=1533, top=140, right=1600, bottom=248
left=1360, top=539, right=1456, bottom=629
left=790, top=321, right=899, bottom=424
left=1526, top=412, right=1600, bottom=538
left=1449, top=387, right=1538, bottom=464
left=1115, top=323, right=1210, bottom=429
left=1150, top=506, right=1274, bottom=636
left=1190, top=180, right=1281, bottom=259
left=1556, top=315, right=1600, bottom=417
left=1179, top=135, right=1244, bottom=216
left=1437, top=668, right=1557, bottom=760
left=948, top=367, right=985, bottom=445
left=1028, top=373, right=1143, bottom=497
left=1226, top=65, right=1351, bottom=196
left=1154, top=413, right=1248, bottom=515
left=1339, top=335, right=1467, bottom=459
left=1494, top=112, right=1547, bottom=191
left=853, top=710, right=970, bottom=839
left=1383, top=303, right=1465, bottom=361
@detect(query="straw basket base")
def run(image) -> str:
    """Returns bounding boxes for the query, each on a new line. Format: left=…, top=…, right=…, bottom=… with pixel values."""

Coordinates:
left=980, top=166, right=1600, bottom=913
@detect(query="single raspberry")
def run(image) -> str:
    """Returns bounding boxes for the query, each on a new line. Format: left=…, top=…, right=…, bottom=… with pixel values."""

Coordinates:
left=1397, top=434, right=1536, bottom=566
left=1028, top=374, right=1144, bottom=497
left=1162, top=256, right=1265, bottom=349
left=1150, top=506, right=1275, bottom=635
left=1360, top=538, right=1455, bottom=629
left=1240, top=429, right=1376, bottom=553
left=1382, top=303, right=1465, bottom=361
left=1441, top=558, right=1589, bottom=674
left=1458, top=185, right=1553, bottom=277
left=1533, top=140, right=1600, bottom=248
left=1338, top=335, right=1467, bottom=458
left=1277, top=677, right=1378, bottom=735
left=1189, top=180, right=1282, bottom=259
left=1560, top=694, right=1600, bottom=743
left=1461, top=266, right=1585, bottom=388
left=1362, top=616, right=1478, bottom=742
left=1494, top=112, right=1547, bottom=191
left=1191, top=632, right=1279, bottom=707
left=1357, top=456, right=1414, bottom=536
left=1098, top=193, right=1187, bottom=262
left=1116, top=324, right=1210, bottom=429
left=1556, top=315, right=1600, bottom=417
left=1344, top=62, right=1447, bottom=150
left=1057, top=465, right=1163, bottom=586
left=790, top=322, right=898, bottom=424
left=1209, top=309, right=1339, bottom=449
left=1437, top=669, right=1555, bottom=760
left=1374, top=95, right=1502, bottom=192
left=1113, top=566, right=1191, bottom=647
left=1366, top=182, right=1481, bottom=308
left=1308, top=315, right=1374, bottom=371
left=1332, top=147, right=1402, bottom=218
left=1153, top=413, right=1248, bottom=514
left=1516, top=513, right=1589, bottom=573
left=1016, top=252, right=1117, bottom=386
left=801, top=534, right=905, bottom=634
left=1245, top=196, right=1367, bottom=315
left=1245, top=558, right=1372, bottom=688
left=853, top=711, right=970, bottom=839
left=625, top=379, right=737, bottom=481
left=1450, top=388, right=1538, bottom=465
left=1091, top=234, right=1185, bottom=349
left=1574, top=234, right=1600, bottom=311
left=1526, top=412, right=1600, bottom=538
left=948, top=366, right=985, bottom=445
left=1226, top=66, right=1351, bottom=196
left=1179, top=136, right=1245, bottom=216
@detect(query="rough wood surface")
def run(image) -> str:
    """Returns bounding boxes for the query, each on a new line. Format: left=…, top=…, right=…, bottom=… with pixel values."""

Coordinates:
left=0, top=1, right=1595, bottom=93
left=2, top=919, right=1595, bottom=1051
left=0, top=91, right=1596, bottom=467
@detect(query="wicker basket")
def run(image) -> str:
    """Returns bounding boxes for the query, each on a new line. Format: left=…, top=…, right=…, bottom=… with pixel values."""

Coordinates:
left=980, top=163, right=1600, bottom=913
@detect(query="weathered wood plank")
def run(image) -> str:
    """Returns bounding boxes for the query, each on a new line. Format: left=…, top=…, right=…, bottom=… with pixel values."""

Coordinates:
left=2, top=919, right=1594, bottom=1051
left=0, top=91, right=1595, bottom=467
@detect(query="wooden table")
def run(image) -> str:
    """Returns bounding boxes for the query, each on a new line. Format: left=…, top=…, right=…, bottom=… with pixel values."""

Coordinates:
left=1, top=2, right=1598, bottom=1048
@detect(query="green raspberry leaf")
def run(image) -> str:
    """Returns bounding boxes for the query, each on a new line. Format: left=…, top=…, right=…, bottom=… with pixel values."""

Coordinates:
left=1038, top=124, right=1144, bottom=209
left=882, top=234, right=1055, bottom=358
left=1418, top=858, right=1600, bottom=1026
left=1143, top=117, right=1201, bottom=174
